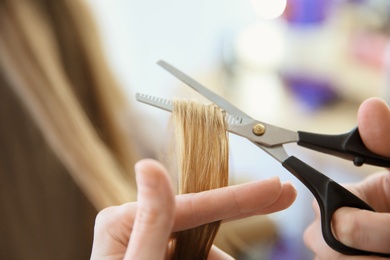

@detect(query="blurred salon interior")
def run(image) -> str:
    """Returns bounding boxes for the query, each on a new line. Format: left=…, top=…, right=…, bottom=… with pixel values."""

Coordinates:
left=88, top=0, right=390, bottom=259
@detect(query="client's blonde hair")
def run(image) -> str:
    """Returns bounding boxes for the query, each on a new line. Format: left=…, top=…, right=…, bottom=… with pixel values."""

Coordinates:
left=0, top=0, right=137, bottom=210
left=168, top=100, right=229, bottom=259
left=0, top=0, right=139, bottom=258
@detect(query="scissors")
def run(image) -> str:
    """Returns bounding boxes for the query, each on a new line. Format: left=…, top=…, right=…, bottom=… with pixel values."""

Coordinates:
left=136, top=60, right=390, bottom=257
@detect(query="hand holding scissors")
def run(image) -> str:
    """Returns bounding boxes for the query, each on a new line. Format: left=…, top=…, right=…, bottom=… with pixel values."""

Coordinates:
left=304, top=97, right=390, bottom=258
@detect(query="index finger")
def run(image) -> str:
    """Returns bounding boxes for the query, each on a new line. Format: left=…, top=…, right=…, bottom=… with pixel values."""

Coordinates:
left=173, top=177, right=296, bottom=231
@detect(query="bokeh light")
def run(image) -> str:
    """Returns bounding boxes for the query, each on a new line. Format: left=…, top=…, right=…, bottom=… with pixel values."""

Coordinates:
left=250, top=0, right=287, bottom=19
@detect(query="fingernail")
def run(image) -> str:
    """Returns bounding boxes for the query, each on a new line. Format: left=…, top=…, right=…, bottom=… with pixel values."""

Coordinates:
left=266, top=176, right=280, bottom=182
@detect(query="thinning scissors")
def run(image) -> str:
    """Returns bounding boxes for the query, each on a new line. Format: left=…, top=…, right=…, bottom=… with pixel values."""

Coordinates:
left=136, top=60, right=390, bottom=257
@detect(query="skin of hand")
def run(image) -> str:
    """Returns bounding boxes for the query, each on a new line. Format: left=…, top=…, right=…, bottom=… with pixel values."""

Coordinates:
left=90, top=159, right=297, bottom=260
left=304, top=97, right=390, bottom=259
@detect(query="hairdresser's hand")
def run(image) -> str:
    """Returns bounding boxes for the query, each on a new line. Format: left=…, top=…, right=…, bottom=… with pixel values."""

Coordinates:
left=90, top=159, right=297, bottom=260
left=304, top=98, right=390, bottom=259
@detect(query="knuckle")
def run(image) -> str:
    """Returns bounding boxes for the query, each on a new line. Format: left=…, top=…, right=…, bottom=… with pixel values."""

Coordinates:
left=135, top=200, right=175, bottom=230
left=137, top=204, right=162, bottom=225
left=94, top=206, right=122, bottom=233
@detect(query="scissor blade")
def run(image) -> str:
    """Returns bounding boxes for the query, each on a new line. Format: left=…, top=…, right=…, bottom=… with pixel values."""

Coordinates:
left=136, top=92, right=246, bottom=126
left=136, top=92, right=246, bottom=129
left=136, top=92, right=241, bottom=124
left=136, top=93, right=244, bottom=124
left=135, top=93, right=173, bottom=112
left=157, top=60, right=251, bottom=119
left=136, top=92, right=299, bottom=147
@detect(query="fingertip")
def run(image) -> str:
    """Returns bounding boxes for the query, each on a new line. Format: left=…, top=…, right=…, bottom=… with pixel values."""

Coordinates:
left=135, top=158, right=167, bottom=176
left=282, top=181, right=297, bottom=200
left=278, top=181, right=297, bottom=208
left=234, top=177, right=285, bottom=211
left=357, top=97, right=390, bottom=157
left=265, top=176, right=283, bottom=192
left=135, top=159, right=171, bottom=184
left=243, top=177, right=284, bottom=204
left=134, top=159, right=175, bottom=205
left=358, top=97, right=387, bottom=112
left=258, top=176, right=284, bottom=204
left=273, top=181, right=297, bottom=209
left=257, top=180, right=298, bottom=214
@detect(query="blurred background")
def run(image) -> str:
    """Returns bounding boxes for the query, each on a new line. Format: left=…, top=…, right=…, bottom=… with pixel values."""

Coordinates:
left=87, top=0, right=390, bottom=259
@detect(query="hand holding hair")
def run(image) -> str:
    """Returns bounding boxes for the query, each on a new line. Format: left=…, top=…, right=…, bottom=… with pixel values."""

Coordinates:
left=90, top=159, right=296, bottom=259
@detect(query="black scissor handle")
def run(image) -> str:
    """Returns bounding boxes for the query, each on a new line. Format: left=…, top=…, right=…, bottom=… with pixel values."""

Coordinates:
left=297, top=127, right=390, bottom=167
left=282, top=156, right=390, bottom=257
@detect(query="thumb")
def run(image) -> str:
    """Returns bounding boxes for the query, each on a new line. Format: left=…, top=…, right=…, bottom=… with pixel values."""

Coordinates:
left=357, top=97, right=390, bottom=157
left=125, top=159, right=175, bottom=259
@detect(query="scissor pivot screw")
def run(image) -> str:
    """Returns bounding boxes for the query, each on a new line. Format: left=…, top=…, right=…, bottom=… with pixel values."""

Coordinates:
left=252, top=124, right=265, bottom=136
